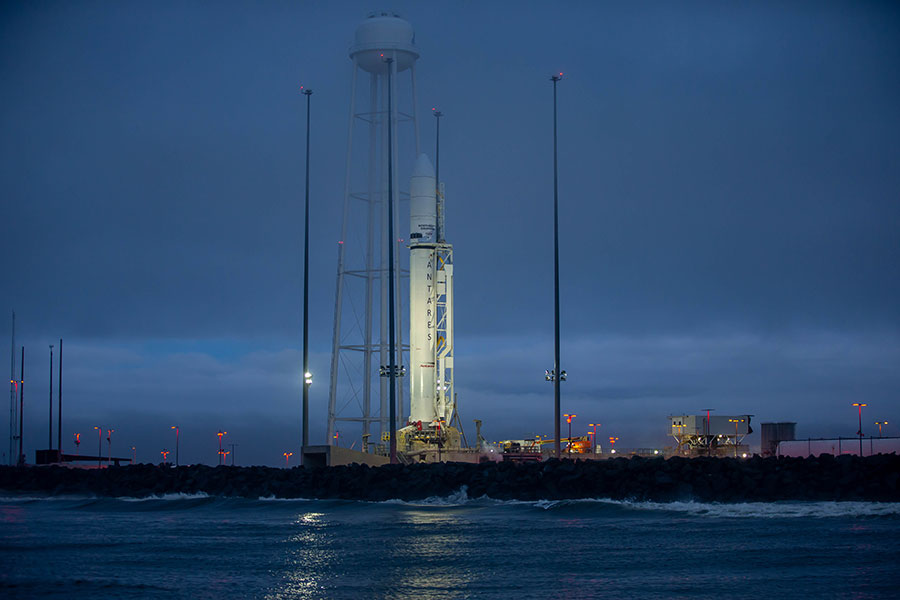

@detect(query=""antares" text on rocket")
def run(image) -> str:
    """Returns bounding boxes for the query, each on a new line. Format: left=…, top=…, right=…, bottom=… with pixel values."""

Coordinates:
left=406, top=153, right=456, bottom=439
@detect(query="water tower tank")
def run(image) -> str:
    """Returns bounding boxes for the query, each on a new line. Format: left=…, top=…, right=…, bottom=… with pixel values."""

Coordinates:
left=350, top=11, right=419, bottom=74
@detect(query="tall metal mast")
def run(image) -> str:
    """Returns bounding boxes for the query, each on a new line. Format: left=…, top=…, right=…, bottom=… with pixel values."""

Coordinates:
left=301, top=86, right=312, bottom=453
left=385, top=56, right=398, bottom=463
left=8, top=311, right=14, bottom=465
left=551, top=74, right=563, bottom=459
left=433, top=109, right=443, bottom=243
left=57, top=339, right=62, bottom=454
left=48, top=344, right=53, bottom=450
left=17, top=346, right=24, bottom=467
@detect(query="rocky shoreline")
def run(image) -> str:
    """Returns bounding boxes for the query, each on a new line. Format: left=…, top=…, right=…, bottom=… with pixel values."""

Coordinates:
left=1, top=454, right=898, bottom=503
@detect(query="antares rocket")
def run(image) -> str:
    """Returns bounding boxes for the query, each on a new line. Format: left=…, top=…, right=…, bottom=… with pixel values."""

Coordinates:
left=405, top=153, right=456, bottom=438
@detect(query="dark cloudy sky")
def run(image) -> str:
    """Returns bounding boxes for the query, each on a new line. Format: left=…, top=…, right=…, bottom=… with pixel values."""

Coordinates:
left=2, top=1, right=898, bottom=466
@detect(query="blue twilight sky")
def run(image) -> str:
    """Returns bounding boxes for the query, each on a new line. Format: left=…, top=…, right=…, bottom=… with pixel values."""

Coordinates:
left=1, top=1, right=898, bottom=466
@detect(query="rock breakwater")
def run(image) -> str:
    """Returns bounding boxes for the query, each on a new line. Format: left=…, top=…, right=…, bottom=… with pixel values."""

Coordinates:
left=1, top=454, right=897, bottom=502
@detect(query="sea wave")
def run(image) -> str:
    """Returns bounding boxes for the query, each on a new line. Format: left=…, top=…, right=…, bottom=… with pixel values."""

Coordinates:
left=611, top=499, right=900, bottom=518
left=380, top=486, right=474, bottom=506
left=120, top=492, right=211, bottom=502
left=371, top=488, right=900, bottom=518
left=524, top=497, right=900, bottom=518
left=3, top=489, right=899, bottom=518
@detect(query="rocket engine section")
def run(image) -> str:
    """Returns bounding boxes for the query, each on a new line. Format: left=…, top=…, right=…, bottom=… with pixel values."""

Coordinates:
left=407, top=154, right=455, bottom=441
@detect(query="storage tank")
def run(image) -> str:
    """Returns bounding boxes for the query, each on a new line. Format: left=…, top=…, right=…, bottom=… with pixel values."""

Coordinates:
left=776, top=422, right=796, bottom=445
left=761, top=422, right=796, bottom=457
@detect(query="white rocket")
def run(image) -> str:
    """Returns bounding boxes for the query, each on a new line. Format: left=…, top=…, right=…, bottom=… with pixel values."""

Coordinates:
left=408, top=154, right=454, bottom=429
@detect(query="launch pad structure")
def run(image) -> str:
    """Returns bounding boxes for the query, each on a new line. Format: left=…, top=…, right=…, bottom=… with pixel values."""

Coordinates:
left=326, top=12, right=465, bottom=463
left=670, top=414, right=753, bottom=457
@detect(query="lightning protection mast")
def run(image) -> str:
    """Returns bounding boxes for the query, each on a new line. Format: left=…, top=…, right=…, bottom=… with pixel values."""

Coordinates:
left=328, top=12, right=421, bottom=452
left=8, top=311, right=15, bottom=466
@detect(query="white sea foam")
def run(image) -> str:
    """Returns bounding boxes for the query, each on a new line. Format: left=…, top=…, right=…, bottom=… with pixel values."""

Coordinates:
left=367, top=489, right=900, bottom=518
left=529, top=498, right=900, bottom=518
left=381, top=486, right=474, bottom=506
left=3, top=490, right=898, bottom=517
left=0, top=495, right=92, bottom=502
left=117, top=492, right=210, bottom=502
left=257, top=495, right=314, bottom=502
left=0, top=492, right=212, bottom=503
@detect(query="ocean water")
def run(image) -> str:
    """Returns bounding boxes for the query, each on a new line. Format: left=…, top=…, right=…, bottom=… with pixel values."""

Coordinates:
left=1, top=489, right=899, bottom=599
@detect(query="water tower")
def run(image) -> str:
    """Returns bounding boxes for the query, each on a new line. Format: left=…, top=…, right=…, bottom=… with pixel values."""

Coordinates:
left=327, top=12, right=422, bottom=448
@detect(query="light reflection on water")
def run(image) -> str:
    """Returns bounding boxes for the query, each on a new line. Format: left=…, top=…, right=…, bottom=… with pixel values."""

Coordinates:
left=385, top=509, right=473, bottom=599
left=3, top=497, right=900, bottom=599
left=268, top=506, right=476, bottom=600
left=267, top=511, right=337, bottom=600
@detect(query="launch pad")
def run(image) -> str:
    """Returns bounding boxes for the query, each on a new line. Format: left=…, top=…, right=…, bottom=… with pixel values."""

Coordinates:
left=391, top=424, right=462, bottom=463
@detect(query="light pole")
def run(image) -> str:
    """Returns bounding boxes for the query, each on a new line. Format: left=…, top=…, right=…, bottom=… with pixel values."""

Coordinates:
left=131, top=446, right=135, bottom=464
left=609, top=437, right=619, bottom=454
left=728, top=418, right=745, bottom=458
left=217, top=430, right=227, bottom=465
left=73, top=433, right=80, bottom=456
left=301, top=84, right=313, bottom=456
left=550, top=72, right=563, bottom=460
left=284, top=451, right=293, bottom=467
left=588, top=423, right=600, bottom=454
left=230, top=443, right=237, bottom=466
left=563, top=414, right=576, bottom=456
left=106, top=428, right=114, bottom=465
left=303, top=372, right=312, bottom=463
left=852, top=403, right=867, bottom=456
left=171, top=425, right=179, bottom=466
left=16, top=347, right=24, bottom=467
left=57, top=338, right=62, bottom=458
left=161, top=449, right=169, bottom=465
left=384, top=54, right=398, bottom=465
left=701, top=408, right=715, bottom=456
left=875, top=421, right=887, bottom=438
left=94, top=426, right=102, bottom=467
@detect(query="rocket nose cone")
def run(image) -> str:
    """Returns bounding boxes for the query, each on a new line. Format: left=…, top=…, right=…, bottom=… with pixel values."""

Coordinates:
left=412, top=153, right=435, bottom=178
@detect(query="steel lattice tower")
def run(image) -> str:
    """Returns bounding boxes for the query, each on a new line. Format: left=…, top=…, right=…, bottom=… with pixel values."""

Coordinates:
left=327, top=12, right=420, bottom=449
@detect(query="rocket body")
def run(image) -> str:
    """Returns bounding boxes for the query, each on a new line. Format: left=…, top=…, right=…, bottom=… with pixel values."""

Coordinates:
left=408, top=154, right=454, bottom=427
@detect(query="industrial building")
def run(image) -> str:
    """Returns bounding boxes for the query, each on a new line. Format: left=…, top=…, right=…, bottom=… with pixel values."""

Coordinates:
left=670, top=414, right=753, bottom=457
